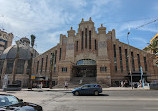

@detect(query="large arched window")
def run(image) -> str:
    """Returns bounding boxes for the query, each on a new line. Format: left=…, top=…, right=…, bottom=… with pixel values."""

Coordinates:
left=76, top=59, right=96, bottom=65
left=6, top=60, right=14, bottom=74
left=16, top=59, right=25, bottom=74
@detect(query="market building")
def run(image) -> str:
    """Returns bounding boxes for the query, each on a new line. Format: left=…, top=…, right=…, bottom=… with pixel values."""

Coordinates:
left=0, top=37, right=39, bottom=87
left=32, top=18, right=158, bottom=87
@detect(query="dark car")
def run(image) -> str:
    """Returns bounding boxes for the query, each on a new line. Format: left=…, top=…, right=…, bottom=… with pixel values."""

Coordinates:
left=72, top=84, right=102, bottom=96
left=0, top=94, right=43, bottom=111
left=3, top=84, right=21, bottom=91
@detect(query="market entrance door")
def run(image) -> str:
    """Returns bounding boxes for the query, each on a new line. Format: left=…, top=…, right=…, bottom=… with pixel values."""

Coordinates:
left=73, top=59, right=96, bottom=77
left=73, top=65, right=96, bottom=77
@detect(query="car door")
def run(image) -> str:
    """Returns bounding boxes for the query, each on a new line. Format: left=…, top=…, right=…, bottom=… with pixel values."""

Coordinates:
left=80, top=85, right=89, bottom=95
left=88, top=85, right=95, bottom=95
left=83, top=85, right=93, bottom=95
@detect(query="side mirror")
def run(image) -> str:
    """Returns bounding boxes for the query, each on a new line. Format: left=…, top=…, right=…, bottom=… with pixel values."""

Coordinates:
left=19, top=99, right=23, bottom=103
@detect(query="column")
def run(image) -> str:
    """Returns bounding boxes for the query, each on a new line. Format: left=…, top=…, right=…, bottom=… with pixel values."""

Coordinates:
left=23, top=60, right=28, bottom=75
left=12, top=59, right=18, bottom=83
left=0, top=59, right=7, bottom=87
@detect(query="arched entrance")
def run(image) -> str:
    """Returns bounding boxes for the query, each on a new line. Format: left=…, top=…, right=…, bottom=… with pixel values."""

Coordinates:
left=73, top=59, right=96, bottom=77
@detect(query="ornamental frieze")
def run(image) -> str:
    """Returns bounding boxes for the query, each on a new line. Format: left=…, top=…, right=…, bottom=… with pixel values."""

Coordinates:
left=98, top=41, right=107, bottom=48
left=66, top=43, right=74, bottom=50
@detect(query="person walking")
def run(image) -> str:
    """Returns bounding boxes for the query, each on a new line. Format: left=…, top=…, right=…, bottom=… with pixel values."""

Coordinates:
left=40, top=82, right=43, bottom=89
left=121, top=81, right=124, bottom=87
left=64, top=81, right=68, bottom=89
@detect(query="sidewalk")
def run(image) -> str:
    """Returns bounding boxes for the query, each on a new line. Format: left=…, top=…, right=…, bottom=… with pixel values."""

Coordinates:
left=0, top=87, right=150, bottom=92
left=21, top=87, right=150, bottom=92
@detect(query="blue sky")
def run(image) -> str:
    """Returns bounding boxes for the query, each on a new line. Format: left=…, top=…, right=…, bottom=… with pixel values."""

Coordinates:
left=0, top=0, right=158, bottom=53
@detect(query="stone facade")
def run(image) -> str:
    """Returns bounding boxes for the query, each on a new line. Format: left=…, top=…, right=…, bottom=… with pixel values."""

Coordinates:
left=0, top=29, right=13, bottom=55
left=33, top=18, right=158, bottom=86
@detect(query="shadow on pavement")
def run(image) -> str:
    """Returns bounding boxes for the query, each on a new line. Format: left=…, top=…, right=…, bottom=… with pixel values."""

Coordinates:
left=79, top=94, right=109, bottom=96
left=5, top=91, right=17, bottom=94
left=71, top=94, right=109, bottom=96
left=64, top=91, right=72, bottom=93
left=99, top=94, right=109, bottom=96
left=64, top=91, right=109, bottom=96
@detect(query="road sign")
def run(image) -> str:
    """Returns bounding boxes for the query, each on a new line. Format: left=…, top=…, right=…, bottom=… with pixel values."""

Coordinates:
left=31, top=74, right=35, bottom=79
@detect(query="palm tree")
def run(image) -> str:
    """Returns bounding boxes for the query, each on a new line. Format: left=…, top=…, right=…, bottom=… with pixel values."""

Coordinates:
left=31, top=35, right=36, bottom=48
left=28, top=35, right=36, bottom=89
left=143, top=39, right=158, bottom=54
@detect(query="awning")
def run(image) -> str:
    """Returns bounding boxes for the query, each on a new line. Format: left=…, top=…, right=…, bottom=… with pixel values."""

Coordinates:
left=125, top=74, right=151, bottom=77
left=73, top=65, right=96, bottom=68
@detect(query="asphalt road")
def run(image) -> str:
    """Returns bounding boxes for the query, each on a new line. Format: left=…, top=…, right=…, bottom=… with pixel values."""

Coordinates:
left=1, top=90, right=158, bottom=111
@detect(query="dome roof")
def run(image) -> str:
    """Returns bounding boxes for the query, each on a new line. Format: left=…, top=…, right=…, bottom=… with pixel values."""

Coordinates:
left=0, top=45, right=39, bottom=60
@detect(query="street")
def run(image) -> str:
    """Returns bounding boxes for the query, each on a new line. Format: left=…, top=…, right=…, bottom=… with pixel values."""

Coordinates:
left=1, top=90, right=158, bottom=111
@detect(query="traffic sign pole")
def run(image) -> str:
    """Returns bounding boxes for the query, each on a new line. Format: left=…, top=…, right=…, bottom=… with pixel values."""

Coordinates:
left=140, top=66, right=144, bottom=88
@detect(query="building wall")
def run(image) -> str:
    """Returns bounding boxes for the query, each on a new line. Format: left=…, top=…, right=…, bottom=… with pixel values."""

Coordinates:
left=33, top=18, right=158, bottom=86
left=109, top=39, right=158, bottom=82
left=0, top=29, right=13, bottom=55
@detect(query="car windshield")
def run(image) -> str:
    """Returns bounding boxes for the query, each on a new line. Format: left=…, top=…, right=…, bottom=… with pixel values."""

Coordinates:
left=0, top=95, right=19, bottom=107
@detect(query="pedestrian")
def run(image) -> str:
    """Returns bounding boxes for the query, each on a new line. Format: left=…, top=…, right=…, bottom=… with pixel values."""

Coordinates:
left=64, top=81, right=68, bottom=89
left=138, top=80, right=142, bottom=87
left=40, top=82, right=43, bottom=89
left=79, top=79, right=82, bottom=84
left=121, top=81, right=124, bottom=87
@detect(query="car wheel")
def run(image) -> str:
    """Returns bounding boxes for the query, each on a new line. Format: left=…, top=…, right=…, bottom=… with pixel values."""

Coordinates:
left=74, top=91, right=79, bottom=96
left=94, top=91, right=99, bottom=96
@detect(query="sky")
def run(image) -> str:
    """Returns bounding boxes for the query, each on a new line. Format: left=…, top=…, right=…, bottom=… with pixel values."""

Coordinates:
left=0, top=0, right=158, bottom=54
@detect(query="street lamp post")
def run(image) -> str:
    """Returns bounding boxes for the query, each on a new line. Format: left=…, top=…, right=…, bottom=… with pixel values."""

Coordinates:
left=127, top=32, right=133, bottom=89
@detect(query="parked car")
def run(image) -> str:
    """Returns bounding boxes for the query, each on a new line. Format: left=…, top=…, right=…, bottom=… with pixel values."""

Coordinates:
left=0, top=94, right=43, bottom=111
left=149, top=83, right=158, bottom=90
left=3, top=84, right=21, bottom=91
left=72, top=84, right=102, bottom=96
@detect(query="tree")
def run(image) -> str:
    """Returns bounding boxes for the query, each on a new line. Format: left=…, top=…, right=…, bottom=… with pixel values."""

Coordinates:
left=31, top=35, right=36, bottom=47
left=28, top=34, right=36, bottom=89
left=143, top=39, right=158, bottom=54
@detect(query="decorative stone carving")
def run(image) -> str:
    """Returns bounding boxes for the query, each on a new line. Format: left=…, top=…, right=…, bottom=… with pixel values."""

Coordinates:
left=66, top=43, right=74, bottom=50
left=98, top=41, right=107, bottom=48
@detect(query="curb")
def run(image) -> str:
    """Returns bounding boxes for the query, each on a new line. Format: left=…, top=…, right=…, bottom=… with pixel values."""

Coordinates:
left=0, top=87, right=150, bottom=92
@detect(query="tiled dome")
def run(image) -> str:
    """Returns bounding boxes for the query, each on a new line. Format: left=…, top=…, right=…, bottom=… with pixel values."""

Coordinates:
left=0, top=45, right=38, bottom=60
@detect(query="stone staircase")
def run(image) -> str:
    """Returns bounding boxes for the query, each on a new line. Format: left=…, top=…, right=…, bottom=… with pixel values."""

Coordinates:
left=71, top=77, right=96, bottom=84
left=53, top=77, right=109, bottom=88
